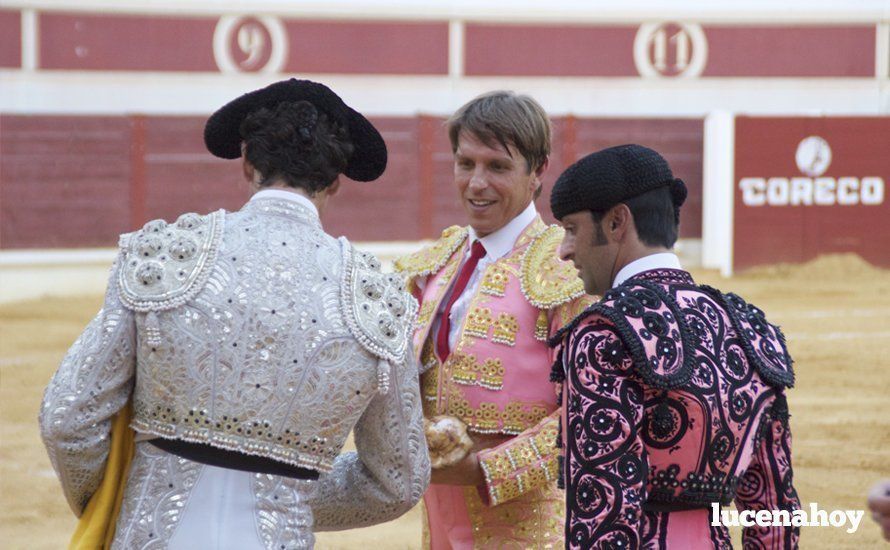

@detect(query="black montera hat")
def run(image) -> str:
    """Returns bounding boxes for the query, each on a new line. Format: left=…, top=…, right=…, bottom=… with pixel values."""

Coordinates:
left=204, top=78, right=387, bottom=182
left=550, top=144, right=687, bottom=220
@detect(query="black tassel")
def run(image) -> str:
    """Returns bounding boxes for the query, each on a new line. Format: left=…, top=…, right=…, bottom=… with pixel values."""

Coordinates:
left=650, top=393, right=675, bottom=439
left=557, top=456, right=566, bottom=490
left=771, top=393, right=790, bottom=425
left=550, top=353, right=565, bottom=383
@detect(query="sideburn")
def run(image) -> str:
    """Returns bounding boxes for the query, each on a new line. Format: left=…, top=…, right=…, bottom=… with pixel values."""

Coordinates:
left=594, top=221, right=609, bottom=246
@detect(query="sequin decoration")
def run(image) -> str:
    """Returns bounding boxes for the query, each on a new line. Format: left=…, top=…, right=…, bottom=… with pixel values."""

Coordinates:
left=535, top=310, right=550, bottom=342
left=393, top=225, right=468, bottom=280
left=118, top=209, right=226, bottom=312
left=448, top=353, right=505, bottom=391
left=480, top=265, right=510, bottom=296
left=492, top=312, right=519, bottom=346
left=444, top=384, right=548, bottom=434
left=464, top=306, right=493, bottom=338
left=520, top=224, right=585, bottom=309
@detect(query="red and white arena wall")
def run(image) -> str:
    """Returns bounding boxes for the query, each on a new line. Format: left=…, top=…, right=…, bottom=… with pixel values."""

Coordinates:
left=1, top=0, right=888, bottom=300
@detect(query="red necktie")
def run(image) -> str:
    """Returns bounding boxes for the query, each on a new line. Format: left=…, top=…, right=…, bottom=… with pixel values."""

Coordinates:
left=436, top=240, right=487, bottom=362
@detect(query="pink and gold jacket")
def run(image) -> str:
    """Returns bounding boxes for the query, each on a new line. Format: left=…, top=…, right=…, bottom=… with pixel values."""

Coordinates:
left=396, top=217, right=593, bottom=545
left=550, top=269, right=800, bottom=549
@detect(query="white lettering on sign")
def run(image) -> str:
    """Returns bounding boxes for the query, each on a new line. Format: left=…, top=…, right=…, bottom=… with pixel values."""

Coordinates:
left=862, top=177, right=885, bottom=204
left=739, top=177, right=885, bottom=206
left=633, top=23, right=708, bottom=78
left=213, top=15, right=288, bottom=74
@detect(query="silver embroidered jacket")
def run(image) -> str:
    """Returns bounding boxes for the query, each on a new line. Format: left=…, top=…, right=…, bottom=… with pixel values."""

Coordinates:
left=39, top=196, right=430, bottom=548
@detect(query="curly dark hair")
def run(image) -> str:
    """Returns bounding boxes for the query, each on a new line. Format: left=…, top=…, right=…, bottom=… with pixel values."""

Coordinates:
left=239, top=100, right=354, bottom=195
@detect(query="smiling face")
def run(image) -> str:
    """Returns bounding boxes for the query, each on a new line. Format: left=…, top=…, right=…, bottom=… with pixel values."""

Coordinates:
left=454, top=131, right=546, bottom=237
left=558, top=210, right=614, bottom=296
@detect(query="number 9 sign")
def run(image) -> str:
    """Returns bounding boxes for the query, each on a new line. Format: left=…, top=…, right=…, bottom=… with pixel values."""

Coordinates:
left=214, top=15, right=288, bottom=74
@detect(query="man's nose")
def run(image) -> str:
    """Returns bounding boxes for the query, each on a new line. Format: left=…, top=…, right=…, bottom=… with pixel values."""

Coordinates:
left=468, top=168, right=487, bottom=190
left=558, top=236, right=573, bottom=262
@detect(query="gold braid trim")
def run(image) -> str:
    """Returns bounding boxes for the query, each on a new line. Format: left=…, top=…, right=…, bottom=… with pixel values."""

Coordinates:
left=393, top=225, right=468, bottom=282
left=520, top=224, right=586, bottom=309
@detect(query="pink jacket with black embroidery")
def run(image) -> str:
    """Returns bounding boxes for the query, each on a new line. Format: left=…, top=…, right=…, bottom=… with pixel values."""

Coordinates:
left=550, top=269, right=800, bottom=549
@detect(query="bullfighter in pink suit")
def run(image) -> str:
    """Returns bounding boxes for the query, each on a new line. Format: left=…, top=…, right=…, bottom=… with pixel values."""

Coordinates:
left=548, top=145, right=800, bottom=549
left=395, top=91, right=593, bottom=548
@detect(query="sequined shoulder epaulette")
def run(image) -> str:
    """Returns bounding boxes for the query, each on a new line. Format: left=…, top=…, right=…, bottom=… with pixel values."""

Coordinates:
left=550, top=280, right=795, bottom=391
left=118, top=210, right=225, bottom=312
left=341, top=239, right=418, bottom=369
left=701, top=287, right=795, bottom=388
left=393, top=225, right=468, bottom=281
left=519, top=224, right=585, bottom=309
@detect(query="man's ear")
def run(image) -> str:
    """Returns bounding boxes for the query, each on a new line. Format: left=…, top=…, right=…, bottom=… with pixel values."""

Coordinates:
left=533, top=155, right=550, bottom=181
left=531, top=156, right=550, bottom=197
left=242, top=155, right=255, bottom=184
left=608, top=204, right=632, bottom=241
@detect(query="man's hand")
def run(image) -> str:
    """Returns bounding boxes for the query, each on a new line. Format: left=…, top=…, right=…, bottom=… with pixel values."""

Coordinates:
left=429, top=432, right=512, bottom=487
left=430, top=451, right=484, bottom=486
left=868, top=480, right=890, bottom=541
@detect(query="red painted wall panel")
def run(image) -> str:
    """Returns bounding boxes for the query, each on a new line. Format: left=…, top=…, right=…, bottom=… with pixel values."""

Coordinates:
left=558, top=118, right=704, bottom=238
left=326, top=117, right=428, bottom=240
left=465, top=24, right=638, bottom=77
left=284, top=21, right=448, bottom=75
left=39, top=13, right=218, bottom=71
left=28, top=14, right=877, bottom=77
left=0, top=10, right=21, bottom=68
left=734, top=117, right=890, bottom=270
left=0, top=116, right=133, bottom=248
left=142, top=117, right=244, bottom=223
left=0, top=115, right=705, bottom=249
left=703, top=26, right=875, bottom=77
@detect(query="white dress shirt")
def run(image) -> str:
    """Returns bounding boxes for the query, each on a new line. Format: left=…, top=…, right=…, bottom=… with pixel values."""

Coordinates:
left=434, top=202, right=539, bottom=351
left=612, top=252, right=683, bottom=288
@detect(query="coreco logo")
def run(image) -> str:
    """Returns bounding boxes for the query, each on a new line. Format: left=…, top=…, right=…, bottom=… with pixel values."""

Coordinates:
left=739, top=136, right=884, bottom=207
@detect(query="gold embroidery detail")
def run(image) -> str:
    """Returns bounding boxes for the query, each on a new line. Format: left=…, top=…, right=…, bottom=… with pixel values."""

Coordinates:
left=464, top=306, right=493, bottom=338
left=517, top=467, right=548, bottom=494
left=480, top=452, right=513, bottom=484
left=532, top=424, right=559, bottom=458
left=535, top=310, right=549, bottom=342
left=544, top=456, right=559, bottom=481
left=507, top=443, right=538, bottom=470
left=421, top=367, right=439, bottom=402
left=420, top=339, right=440, bottom=404
left=479, top=358, right=505, bottom=390
left=448, top=353, right=504, bottom=390
left=393, top=225, right=468, bottom=280
left=492, top=478, right=521, bottom=505
left=492, top=312, right=519, bottom=346
left=417, top=300, right=436, bottom=329
left=437, top=260, right=459, bottom=287
left=480, top=265, right=510, bottom=296
left=520, top=224, right=585, bottom=309
left=464, top=482, right=563, bottom=545
left=445, top=384, right=549, bottom=434
left=420, top=337, right=438, bottom=370
left=560, top=292, right=598, bottom=328
left=452, top=354, right=479, bottom=386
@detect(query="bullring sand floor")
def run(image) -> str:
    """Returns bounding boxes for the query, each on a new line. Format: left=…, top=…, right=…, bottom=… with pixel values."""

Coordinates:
left=1, top=254, right=887, bottom=548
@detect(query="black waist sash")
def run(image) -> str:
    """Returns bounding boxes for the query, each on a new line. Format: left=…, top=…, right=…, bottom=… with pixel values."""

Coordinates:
left=642, top=501, right=713, bottom=512
left=150, top=438, right=320, bottom=480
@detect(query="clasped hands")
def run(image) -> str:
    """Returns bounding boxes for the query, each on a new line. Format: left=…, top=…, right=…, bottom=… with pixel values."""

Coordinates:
left=424, top=415, right=511, bottom=487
